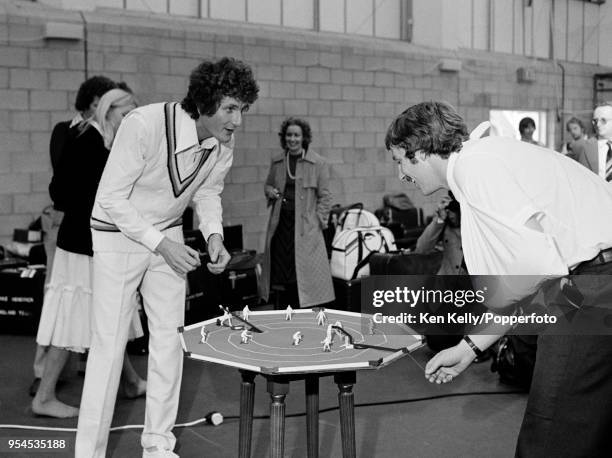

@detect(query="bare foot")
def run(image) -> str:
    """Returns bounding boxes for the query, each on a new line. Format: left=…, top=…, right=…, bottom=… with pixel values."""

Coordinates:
left=121, top=378, right=147, bottom=399
left=31, top=398, right=79, bottom=418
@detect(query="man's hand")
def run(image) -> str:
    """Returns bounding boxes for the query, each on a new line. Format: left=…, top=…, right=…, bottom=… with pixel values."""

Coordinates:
left=435, top=195, right=452, bottom=222
left=424, top=338, right=476, bottom=384
left=206, top=233, right=231, bottom=275
left=156, top=237, right=201, bottom=275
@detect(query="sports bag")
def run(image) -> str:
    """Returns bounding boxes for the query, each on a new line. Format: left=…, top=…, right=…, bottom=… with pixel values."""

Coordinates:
left=324, top=203, right=363, bottom=258
left=336, top=208, right=380, bottom=234
left=331, top=226, right=396, bottom=280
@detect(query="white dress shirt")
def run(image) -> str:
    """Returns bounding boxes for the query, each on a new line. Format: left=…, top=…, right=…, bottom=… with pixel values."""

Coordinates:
left=448, top=136, right=612, bottom=276
left=91, top=102, right=233, bottom=252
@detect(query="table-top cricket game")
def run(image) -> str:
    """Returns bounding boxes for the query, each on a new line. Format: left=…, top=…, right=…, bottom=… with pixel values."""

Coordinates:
left=179, top=307, right=423, bottom=458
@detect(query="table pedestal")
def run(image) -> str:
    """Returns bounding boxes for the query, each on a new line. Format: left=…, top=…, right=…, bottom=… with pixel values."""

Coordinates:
left=305, top=376, right=319, bottom=458
left=335, top=372, right=356, bottom=458
left=238, top=370, right=357, bottom=458
left=238, top=370, right=256, bottom=458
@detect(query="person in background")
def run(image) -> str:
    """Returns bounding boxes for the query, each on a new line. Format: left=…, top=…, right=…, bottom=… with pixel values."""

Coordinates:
left=31, top=76, right=119, bottom=398
left=33, top=89, right=145, bottom=418
left=560, top=117, right=587, bottom=155
left=413, top=192, right=464, bottom=276
left=261, top=117, right=335, bottom=309
left=569, top=101, right=612, bottom=182
left=413, top=192, right=464, bottom=353
left=412, top=192, right=494, bottom=358
left=518, top=116, right=544, bottom=146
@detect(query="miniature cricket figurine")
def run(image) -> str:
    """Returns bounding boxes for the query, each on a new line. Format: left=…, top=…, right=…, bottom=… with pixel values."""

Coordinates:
left=199, top=326, right=209, bottom=344
left=240, top=329, right=253, bottom=344
left=368, top=318, right=376, bottom=335
left=242, top=305, right=251, bottom=322
left=218, top=307, right=233, bottom=327
left=316, top=308, right=327, bottom=326
left=292, top=331, right=303, bottom=346
left=285, top=305, right=293, bottom=321
left=341, top=335, right=353, bottom=349
left=325, top=324, right=334, bottom=342
left=321, top=335, right=332, bottom=352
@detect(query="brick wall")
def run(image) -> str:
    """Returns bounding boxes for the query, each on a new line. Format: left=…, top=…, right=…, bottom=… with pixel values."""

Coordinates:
left=0, top=1, right=607, bottom=250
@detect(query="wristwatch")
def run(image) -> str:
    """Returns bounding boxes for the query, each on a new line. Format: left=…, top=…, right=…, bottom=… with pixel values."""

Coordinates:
left=463, top=336, right=485, bottom=358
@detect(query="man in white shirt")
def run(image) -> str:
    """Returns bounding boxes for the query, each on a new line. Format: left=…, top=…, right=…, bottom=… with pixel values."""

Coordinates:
left=386, top=101, right=612, bottom=457
left=569, top=102, right=612, bottom=181
left=75, top=58, right=259, bottom=458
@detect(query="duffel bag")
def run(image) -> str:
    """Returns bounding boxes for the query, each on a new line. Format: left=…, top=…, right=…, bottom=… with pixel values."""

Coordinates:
left=331, top=226, right=396, bottom=280
left=336, top=208, right=380, bottom=235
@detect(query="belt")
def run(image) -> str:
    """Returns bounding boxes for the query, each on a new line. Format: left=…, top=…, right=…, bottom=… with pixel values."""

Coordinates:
left=572, top=247, right=612, bottom=273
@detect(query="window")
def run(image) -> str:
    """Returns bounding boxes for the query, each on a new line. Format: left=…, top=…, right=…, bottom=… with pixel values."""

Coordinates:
left=489, top=110, right=548, bottom=146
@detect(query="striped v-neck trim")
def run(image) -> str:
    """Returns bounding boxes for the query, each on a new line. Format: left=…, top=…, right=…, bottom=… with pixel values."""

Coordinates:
left=165, top=103, right=217, bottom=198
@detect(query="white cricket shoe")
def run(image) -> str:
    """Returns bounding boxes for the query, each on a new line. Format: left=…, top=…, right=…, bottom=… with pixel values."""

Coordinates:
left=143, top=446, right=179, bottom=458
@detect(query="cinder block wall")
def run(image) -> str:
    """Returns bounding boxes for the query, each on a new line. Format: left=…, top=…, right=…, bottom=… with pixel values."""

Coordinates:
left=0, top=2, right=605, bottom=251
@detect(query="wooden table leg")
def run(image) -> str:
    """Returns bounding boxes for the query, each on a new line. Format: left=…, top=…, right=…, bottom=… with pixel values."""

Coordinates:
left=267, top=377, right=290, bottom=458
left=239, top=370, right=256, bottom=458
left=305, top=376, right=319, bottom=458
left=334, top=371, right=357, bottom=458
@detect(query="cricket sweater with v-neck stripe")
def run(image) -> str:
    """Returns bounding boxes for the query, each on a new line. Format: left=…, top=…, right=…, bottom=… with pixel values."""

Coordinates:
left=91, top=102, right=233, bottom=252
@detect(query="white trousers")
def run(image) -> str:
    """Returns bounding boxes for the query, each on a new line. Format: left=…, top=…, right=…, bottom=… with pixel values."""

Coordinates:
left=75, top=250, right=185, bottom=458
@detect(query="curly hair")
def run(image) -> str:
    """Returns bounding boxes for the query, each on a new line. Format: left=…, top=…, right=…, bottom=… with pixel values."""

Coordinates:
left=74, top=76, right=117, bottom=112
left=278, top=117, right=312, bottom=151
left=180, top=57, right=259, bottom=119
left=385, top=101, right=468, bottom=159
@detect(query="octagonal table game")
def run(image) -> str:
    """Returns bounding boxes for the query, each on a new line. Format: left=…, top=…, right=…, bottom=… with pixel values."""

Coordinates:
left=179, top=308, right=423, bottom=458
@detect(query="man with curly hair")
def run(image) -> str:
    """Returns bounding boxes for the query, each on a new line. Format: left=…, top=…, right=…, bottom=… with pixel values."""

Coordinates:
left=76, top=57, right=259, bottom=458
left=386, top=101, right=612, bottom=457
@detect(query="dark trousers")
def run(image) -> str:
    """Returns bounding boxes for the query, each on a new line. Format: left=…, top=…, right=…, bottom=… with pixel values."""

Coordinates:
left=516, top=261, right=612, bottom=458
left=272, top=282, right=299, bottom=309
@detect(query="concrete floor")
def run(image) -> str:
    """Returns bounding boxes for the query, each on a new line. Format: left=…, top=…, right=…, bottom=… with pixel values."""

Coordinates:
left=0, top=334, right=527, bottom=458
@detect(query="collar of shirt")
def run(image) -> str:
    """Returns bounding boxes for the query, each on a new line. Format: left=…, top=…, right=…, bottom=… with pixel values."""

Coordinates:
left=446, top=151, right=461, bottom=201
left=88, top=119, right=103, bottom=137
left=272, top=148, right=317, bottom=163
left=69, top=113, right=84, bottom=128
left=597, top=138, right=612, bottom=147
left=174, top=105, right=218, bottom=154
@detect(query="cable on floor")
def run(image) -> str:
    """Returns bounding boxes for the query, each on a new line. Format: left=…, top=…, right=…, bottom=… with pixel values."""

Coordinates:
left=0, top=389, right=525, bottom=433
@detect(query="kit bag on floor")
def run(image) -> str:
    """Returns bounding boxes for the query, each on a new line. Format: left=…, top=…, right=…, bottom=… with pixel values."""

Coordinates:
left=324, top=203, right=363, bottom=258
left=335, top=208, right=380, bottom=234
left=331, top=226, right=396, bottom=280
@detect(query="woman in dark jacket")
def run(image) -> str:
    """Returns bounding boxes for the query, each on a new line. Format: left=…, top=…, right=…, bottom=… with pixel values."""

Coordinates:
left=33, top=89, right=145, bottom=418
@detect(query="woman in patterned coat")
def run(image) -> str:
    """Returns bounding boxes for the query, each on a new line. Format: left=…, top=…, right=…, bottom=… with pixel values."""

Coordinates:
left=261, top=117, right=335, bottom=308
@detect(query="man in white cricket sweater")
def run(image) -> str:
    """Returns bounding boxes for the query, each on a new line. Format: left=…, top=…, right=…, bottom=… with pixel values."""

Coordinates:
left=75, top=57, right=259, bottom=458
